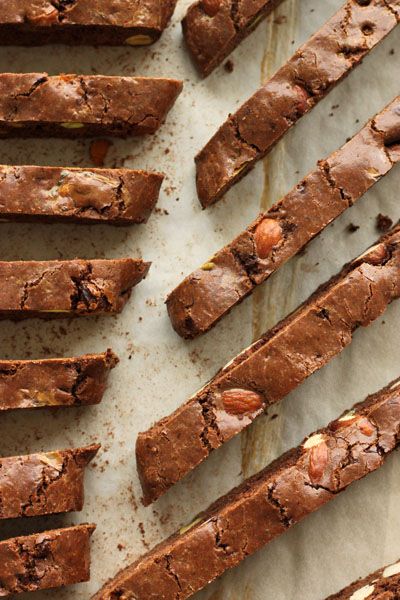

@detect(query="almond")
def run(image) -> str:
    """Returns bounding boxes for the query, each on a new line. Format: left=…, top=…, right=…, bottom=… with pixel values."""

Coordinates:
left=330, top=411, right=358, bottom=431
left=201, top=0, right=221, bottom=16
left=221, top=389, right=264, bottom=415
left=358, top=418, right=375, bottom=437
left=308, top=440, right=329, bottom=484
left=254, top=219, right=283, bottom=259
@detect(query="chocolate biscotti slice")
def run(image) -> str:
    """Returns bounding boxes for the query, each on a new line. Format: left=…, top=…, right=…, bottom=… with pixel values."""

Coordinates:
left=138, top=225, right=400, bottom=504
left=96, top=379, right=400, bottom=600
left=183, top=0, right=285, bottom=77
left=0, top=524, right=95, bottom=596
left=0, top=350, right=118, bottom=411
left=0, top=444, right=99, bottom=519
left=0, top=74, right=183, bottom=139
left=0, top=166, right=164, bottom=224
left=326, top=559, right=400, bottom=599
left=0, top=258, right=150, bottom=319
left=169, top=95, right=400, bottom=338
left=196, top=0, right=399, bottom=207
left=0, top=1, right=177, bottom=46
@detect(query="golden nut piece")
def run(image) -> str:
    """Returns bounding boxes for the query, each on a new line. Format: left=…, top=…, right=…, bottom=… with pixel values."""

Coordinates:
left=201, top=0, right=221, bottom=17
left=254, top=218, right=283, bottom=260
left=221, top=388, right=264, bottom=416
left=125, top=34, right=154, bottom=46
left=201, top=262, right=216, bottom=271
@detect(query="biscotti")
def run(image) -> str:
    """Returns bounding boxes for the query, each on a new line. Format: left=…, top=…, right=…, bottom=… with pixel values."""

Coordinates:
left=0, top=444, right=99, bottom=519
left=0, top=524, right=95, bottom=596
left=0, top=74, right=183, bottom=139
left=95, top=379, right=400, bottom=600
left=196, top=0, right=400, bottom=207
left=168, top=95, right=400, bottom=338
left=137, top=225, right=400, bottom=504
left=183, top=0, right=285, bottom=77
left=326, top=559, right=400, bottom=599
left=0, top=258, right=150, bottom=319
left=0, top=1, right=177, bottom=46
left=0, top=350, right=118, bottom=411
left=0, top=166, right=164, bottom=224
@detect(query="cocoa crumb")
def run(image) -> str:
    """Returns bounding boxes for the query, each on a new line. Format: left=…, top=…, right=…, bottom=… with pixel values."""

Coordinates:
left=117, top=543, right=125, bottom=551
left=224, top=59, right=234, bottom=73
left=274, top=15, right=287, bottom=24
left=376, top=213, right=393, bottom=233
left=347, top=223, right=360, bottom=233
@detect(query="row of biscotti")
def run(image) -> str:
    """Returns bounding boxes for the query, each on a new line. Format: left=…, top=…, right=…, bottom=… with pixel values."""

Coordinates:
left=0, top=73, right=182, bottom=224
left=167, top=94, right=400, bottom=337
left=0, top=444, right=99, bottom=596
left=92, top=372, right=400, bottom=599
left=0, top=352, right=118, bottom=596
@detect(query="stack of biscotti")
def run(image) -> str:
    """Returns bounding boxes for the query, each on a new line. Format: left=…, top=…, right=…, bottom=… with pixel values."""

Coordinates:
left=0, top=3, right=183, bottom=596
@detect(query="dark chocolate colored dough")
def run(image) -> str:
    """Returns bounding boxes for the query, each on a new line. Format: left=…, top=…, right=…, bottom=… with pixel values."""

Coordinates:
left=0, top=350, right=118, bottom=411
left=168, top=95, right=400, bottom=338
left=95, top=378, right=400, bottom=599
left=183, top=0, right=285, bottom=77
left=0, top=524, right=95, bottom=596
left=0, top=166, right=164, bottom=224
left=196, top=0, right=399, bottom=207
left=0, top=444, right=99, bottom=519
left=0, top=258, right=150, bottom=319
left=138, top=225, right=400, bottom=504
left=0, top=1, right=177, bottom=46
left=0, top=73, right=183, bottom=138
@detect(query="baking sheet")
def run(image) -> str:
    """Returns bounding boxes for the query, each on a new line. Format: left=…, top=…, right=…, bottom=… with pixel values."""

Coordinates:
left=0, top=1, right=399, bottom=599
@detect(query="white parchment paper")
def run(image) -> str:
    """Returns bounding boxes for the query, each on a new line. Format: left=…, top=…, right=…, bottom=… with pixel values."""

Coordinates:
left=0, top=1, right=399, bottom=599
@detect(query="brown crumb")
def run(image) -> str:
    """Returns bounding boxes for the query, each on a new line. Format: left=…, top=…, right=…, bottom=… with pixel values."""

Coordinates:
left=347, top=223, right=360, bottom=233
left=89, top=139, right=112, bottom=167
left=273, top=15, right=287, bottom=24
left=117, top=543, right=125, bottom=551
left=376, top=213, right=393, bottom=233
left=270, top=413, right=279, bottom=421
left=224, top=59, right=234, bottom=73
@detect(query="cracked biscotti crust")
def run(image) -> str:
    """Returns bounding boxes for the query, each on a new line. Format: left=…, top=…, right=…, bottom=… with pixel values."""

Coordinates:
left=0, top=524, right=95, bottom=596
left=168, top=95, right=400, bottom=338
left=0, top=350, right=118, bottom=411
left=0, top=73, right=183, bottom=139
left=0, top=165, right=164, bottom=224
left=0, top=0, right=177, bottom=46
left=196, top=0, right=400, bottom=207
left=138, top=224, right=400, bottom=504
left=0, top=258, right=150, bottom=319
left=326, top=559, right=400, bottom=599
left=183, top=0, right=285, bottom=77
left=0, top=444, right=99, bottom=519
left=95, top=379, right=400, bottom=600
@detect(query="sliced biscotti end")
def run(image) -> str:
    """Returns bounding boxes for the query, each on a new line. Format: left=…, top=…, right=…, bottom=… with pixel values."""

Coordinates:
left=166, top=247, right=253, bottom=338
left=0, top=350, right=118, bottom=411
left=0, top=524, right=96, bottom=596
left=0, top=165, right=164, bottom=225
left=0, top=445, right=100, bottom=520
left=0, top=258, right=151, bottom=318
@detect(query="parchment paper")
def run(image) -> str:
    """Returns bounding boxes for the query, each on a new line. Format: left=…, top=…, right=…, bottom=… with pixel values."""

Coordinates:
left=0, top=1, right=399, bottom=599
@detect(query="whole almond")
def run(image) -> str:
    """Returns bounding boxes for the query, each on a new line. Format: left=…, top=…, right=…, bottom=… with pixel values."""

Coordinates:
left=221, top=389, right=264, bottom=415
left=308, top=441, right=329, bottom=484
left=254, top=219, right=283, bottom=259
left=202, top=0, right=221, bottom=17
